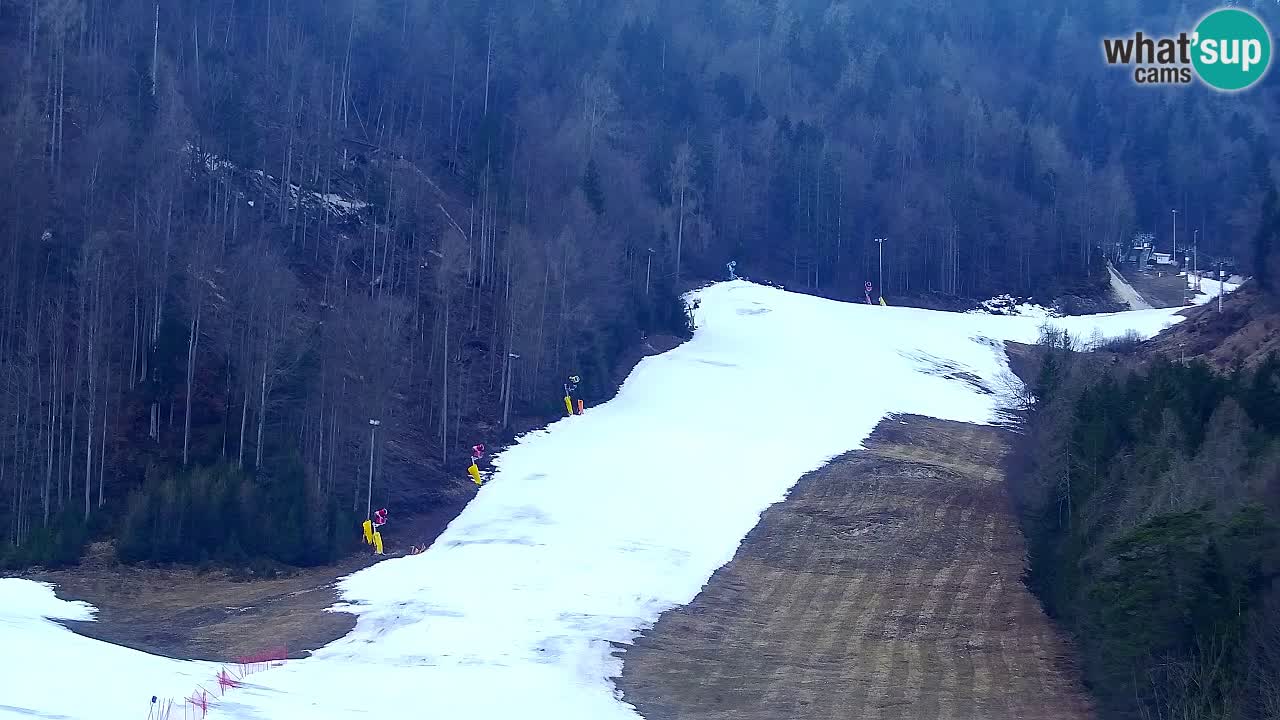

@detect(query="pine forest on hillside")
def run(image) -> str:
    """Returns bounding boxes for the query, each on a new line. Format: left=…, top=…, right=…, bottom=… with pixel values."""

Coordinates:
left=2, top=0, right=1279, bottom=566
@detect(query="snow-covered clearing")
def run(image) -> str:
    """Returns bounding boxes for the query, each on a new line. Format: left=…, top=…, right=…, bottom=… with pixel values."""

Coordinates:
left=0, top=281, right=1216, bottom=720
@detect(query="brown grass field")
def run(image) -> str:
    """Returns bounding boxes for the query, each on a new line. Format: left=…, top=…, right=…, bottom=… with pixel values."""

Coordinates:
left=617, top=415, right=1094, bottom=720
left=19, top=501, right=464, bottom=661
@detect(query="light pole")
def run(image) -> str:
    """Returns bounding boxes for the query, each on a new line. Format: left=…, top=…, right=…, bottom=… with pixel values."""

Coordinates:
left=502, top=352, right=520, bottom=428
left=1171, top=209, right=1178, bottom=260
left=1193, top=229, right=1200, bottom=291
left=873, top=237, right=886, bottom=300
left=645, top=248, right=654, bottom=296
left=367, top=419, right=381, bottom=519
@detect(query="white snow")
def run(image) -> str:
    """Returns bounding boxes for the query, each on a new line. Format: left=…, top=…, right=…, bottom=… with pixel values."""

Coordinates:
left=0, top=577, right=95, bottom=623
left=314, top=192, right=370, bottom=215
left=0, top=281, right=1212, bottom=720
left=969, top=294, right=1059, bottom=318
left=0, top=579, right=215, bottom=717
left=1188, top=272, right=1243, bottom=305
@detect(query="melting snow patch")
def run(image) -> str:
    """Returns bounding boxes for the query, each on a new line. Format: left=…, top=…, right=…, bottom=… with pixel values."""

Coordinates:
left=314, top=192, right=370, bottom=215
left=0, top=580, right=214, bottom=719
left=0, top=579, right=95, bottom=624
left=1187, top=272, right=1243, bottom=306
left=969, top=294, right=1059, bottom=318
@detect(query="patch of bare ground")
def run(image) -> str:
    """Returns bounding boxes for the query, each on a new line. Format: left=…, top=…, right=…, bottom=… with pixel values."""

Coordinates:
left=1146, top=281, right=1280, bottom=369
left=15, top=500, right=464, bottom=662
left=617, top=415, right=1093, bottom=720
left=1117, top=267, right=1191, bottom=308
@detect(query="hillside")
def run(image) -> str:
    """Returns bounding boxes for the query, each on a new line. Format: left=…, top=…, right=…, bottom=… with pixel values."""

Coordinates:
left=2, top=0, right=1280, bottom=717
left=5, top=0, right=1280, bottom=569
left=0, top=281, right=1199, bottom=719
left=620, top=416, right=1095, bottom=720
left=1008, top=281, right=1280, bottom=720
left=1147, top=281, right=1280, bottom=368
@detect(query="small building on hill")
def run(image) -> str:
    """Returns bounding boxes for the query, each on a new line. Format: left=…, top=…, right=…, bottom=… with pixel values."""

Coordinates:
left=1126, top=235, right=1154, bottom=268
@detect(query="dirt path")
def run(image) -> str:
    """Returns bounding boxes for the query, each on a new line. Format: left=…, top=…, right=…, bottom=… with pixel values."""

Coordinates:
left=617, top=415, right=1092, bottom=720
left=1108, top=260, right=1154, bottom=310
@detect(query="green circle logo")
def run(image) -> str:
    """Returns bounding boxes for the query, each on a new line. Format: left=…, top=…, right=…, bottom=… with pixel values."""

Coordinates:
left=1192, top=8, right=1272, bottom=91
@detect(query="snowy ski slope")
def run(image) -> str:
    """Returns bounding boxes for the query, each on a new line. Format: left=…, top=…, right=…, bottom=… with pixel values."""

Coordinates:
left=0, top=280, right=1210, bottom=719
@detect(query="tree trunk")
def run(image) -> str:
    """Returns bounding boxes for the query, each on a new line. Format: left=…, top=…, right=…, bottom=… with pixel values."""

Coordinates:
left=315, top=393, right=325, bottom=494
left=555, top=244, right=567, bottom=374
left=236, top=351, right=251, bottom=470
left=440, top=294, right=449, bottom=464
left=221, top=362, right=231, bottom=459
left=183, top=299, right=201, bottom=466
left=97, top=363, right=109, bottom=509
left=676, top=184, right=686, bottom=283
left=84, top=255, right=102, bottom=521
left=534, top=252, right=549, bottom=387
left=130, top=293, right=139, bottom=389
left=42, top=344, right=57, bottom=526
left=151, top=3, right=159, bottom=96
left=255, top=355, right=267, bottom=470
left=67, top=298, right=83, bottom=510
left=83, top=366, right=94, bottom=522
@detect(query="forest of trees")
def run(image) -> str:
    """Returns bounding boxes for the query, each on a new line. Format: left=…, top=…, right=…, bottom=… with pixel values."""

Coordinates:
left=2, top=0, right=1279, bottom=566
left=1017, top=332, right=1280, bottom=720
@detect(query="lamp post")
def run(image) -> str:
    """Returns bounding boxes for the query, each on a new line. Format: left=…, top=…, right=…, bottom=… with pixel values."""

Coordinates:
left=502, top=353, right=520, bottom=428
left=873, top=237, right=886, bottom=300
left=1171, top=209, right=1178, bottom=260
left=1193, top=229, right=1200, bottom=291
left=645, top=248, right=654, bottom=296
left=367, top=419, right=381, bottom=519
